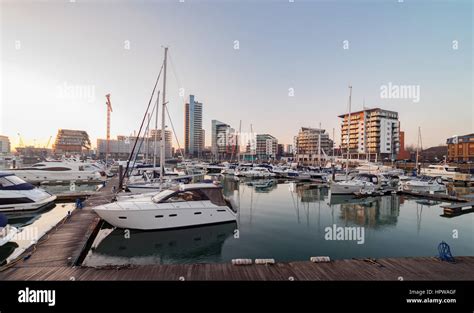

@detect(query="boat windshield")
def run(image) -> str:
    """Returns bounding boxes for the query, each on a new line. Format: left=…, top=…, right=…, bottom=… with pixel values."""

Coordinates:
left=0, top=175, right=34, bottom=190
left=152, top=187, right=227, bottom=206
left=0, top=175, right=27, bottom=186
left=151, top=189, right=176, bottom=203
left=354, top=175, right=377, bottom=183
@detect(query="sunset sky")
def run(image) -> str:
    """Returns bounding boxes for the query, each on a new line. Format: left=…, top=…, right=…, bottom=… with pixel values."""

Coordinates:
left=1, top=0, right=472, bottom=150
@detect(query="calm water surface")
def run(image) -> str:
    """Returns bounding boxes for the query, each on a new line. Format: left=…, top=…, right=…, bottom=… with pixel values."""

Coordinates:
left=82, top=177, right=474, bottom=266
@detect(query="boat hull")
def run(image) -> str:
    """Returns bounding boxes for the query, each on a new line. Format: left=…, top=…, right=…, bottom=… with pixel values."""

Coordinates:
left=402, top=183, right=446, bottom=193
left=0, top=194, right=57, bottom=213
left=94, top=203, right=237, bottom=230
left=10, top=170, right=104, bottom=184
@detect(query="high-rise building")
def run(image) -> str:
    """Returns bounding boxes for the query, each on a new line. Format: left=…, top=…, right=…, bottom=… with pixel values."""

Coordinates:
left=184, top=95, right=204, bottom=157
left=447, top=133, right=474, bottom=162
left=211, top=120, right=238, bottom=160
left=339, top=108, right=400, bottom=160
left=53, top=129, right=91, bottom=154
left=256, top=134, right=278, bottom=161
left=0, top=135, right=11, bottom=154
left=295, top=127, right=333, bottom=165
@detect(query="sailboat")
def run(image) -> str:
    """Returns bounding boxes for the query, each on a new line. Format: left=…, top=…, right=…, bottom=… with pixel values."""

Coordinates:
left=401, top=128, right=447, bottom=193
left=329, top=86, right=381, bottom=195
left=93, top=48, right=237, bottom=230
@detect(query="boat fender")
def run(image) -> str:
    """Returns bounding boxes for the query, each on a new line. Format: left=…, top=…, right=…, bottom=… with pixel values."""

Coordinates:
left=310, top=256, right=331, bottom=263
left=255, top=258, right=275, bottom=265
left=231, top=259, right=253, bottom=265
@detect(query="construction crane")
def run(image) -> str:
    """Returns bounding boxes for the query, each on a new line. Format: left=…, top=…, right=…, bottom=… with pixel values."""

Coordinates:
left=105, top=94, right=113, bottom=164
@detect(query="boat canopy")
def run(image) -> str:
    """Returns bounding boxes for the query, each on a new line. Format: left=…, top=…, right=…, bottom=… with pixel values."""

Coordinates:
left=0, top=173, right=35, bottom=190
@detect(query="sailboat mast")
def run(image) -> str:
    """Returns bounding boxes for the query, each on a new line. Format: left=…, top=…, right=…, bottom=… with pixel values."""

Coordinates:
left=160, top=47, right=168, bottom=186
left=318, top=122, right=322, bottom=167
left=415, top=126, right=421, bottom=174
left=237, top=120, right=242, bottom=163
left=345, top=85, right=352, bottom=179
left=153, top=91, right=160, bottom=169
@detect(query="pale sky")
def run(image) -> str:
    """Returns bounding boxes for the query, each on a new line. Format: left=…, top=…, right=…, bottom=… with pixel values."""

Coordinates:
left=1, top=0, right=472, bottom=150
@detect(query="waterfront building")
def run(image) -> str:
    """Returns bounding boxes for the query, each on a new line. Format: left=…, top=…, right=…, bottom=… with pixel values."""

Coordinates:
left=447, top=133, right=474, bottom=162
left=397, top=131, right=410, bottom=160
left=339, top=108, right=400, bottom=161
left=53, top=129, right=91, bottom=154
left=285, top=144, right=294, bottom=155
left=0, top=135, right=11, bottom=154
left=277, top=144, right=284, bottom=159
left=149, top=129, right=173, bottom=159
left=295, top=127, right=333, bottom=165
left=211, top=120, right=238, bottom=161
left=184, top=95, right=204, bottom=158
left=97, top=130, right=172, bottom=160
left=256, top=134, right=278, bottom=161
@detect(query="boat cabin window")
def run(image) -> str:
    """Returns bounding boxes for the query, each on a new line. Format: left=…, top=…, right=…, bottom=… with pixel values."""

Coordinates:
left=31, top=164, right=46, bottom=167
left=445, top=167, right=458, bottom=172
left=162, top=190, right=209, bottom=203
left=355, top=175, right=378, bottom=183
left=41, top=167, right=72, bottom=171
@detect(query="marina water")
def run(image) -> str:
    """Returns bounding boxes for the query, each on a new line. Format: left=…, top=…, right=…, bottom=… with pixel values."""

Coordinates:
left=81, top=177, right=474, bottom=266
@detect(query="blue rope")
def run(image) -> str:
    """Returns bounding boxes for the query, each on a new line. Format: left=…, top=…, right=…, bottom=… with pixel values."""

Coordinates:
left=438, top=241, right=455, bottom=263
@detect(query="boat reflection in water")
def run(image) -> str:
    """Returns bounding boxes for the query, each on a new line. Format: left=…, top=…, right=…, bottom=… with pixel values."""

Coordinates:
left=83, top=222, right=237, bottom=266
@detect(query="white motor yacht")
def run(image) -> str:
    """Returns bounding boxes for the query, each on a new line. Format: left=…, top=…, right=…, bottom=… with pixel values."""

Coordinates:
left=93, top=183, right=237, bottom=230
left=329, top=174, right=381, bottom=195
left=401, top=176, right=446, bottom=193
left=0, top=172, right=57, bottom=212
left=420, top=164, right=471, bottom=182
left=10, top=161, right=105, bottom=183
left=355, top=162, right=404, bottom=176
left=240, top=167, right=276, bottom=178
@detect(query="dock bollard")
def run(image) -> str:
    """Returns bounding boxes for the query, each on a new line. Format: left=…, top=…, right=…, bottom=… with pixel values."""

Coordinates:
left=231, top=259, right=253, bottom=265
left=255, top=259, right=275, bottom=265
left=310, top=256, right=331, bottom=263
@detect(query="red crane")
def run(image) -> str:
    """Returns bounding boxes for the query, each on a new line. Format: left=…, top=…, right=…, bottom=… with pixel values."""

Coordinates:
left=105, top=94, right=113, bottom=163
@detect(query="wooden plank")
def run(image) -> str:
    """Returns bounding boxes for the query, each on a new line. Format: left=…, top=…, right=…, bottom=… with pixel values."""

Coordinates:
left=441, top=201, right=474, bottom=209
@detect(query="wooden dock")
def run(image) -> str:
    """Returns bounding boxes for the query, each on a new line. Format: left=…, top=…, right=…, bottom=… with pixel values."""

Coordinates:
left=400, top=190, right=468, bottom=202
left=441, top=201, right=474, bottom=217
left=55, top=191, right=97, bottom=202
left=0, top=177, right=118, bottom=270
left=0, top=256, right=473, bottom=281
left=1, top=175, right=473, bottom=281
